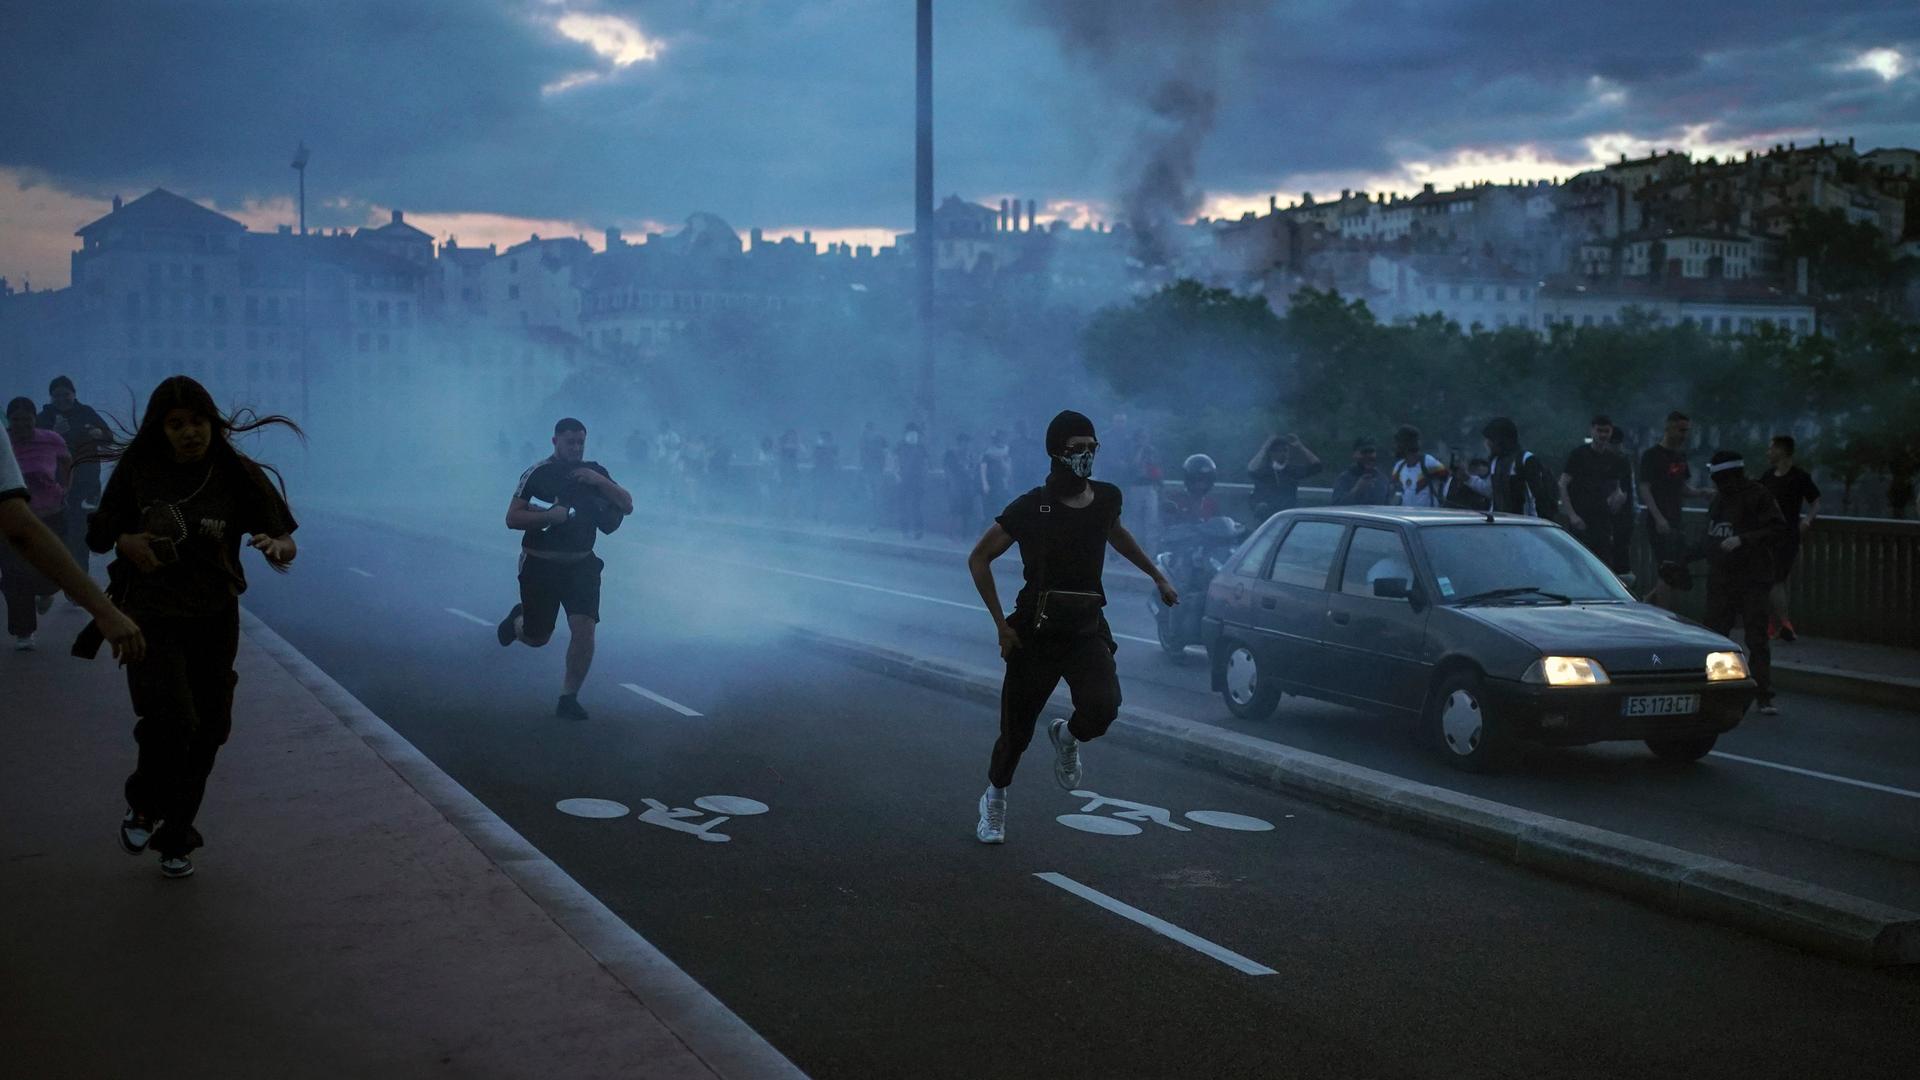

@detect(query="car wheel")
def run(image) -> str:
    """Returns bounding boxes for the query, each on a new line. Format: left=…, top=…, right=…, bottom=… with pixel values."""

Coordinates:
left=1220, top=641, right=1281, bottom=720
left=1155, top=613, right=1187, bottom=660
left=1645, top=734, right=1717, bottom=762
left=1428, top=669, right=1512, bottom=773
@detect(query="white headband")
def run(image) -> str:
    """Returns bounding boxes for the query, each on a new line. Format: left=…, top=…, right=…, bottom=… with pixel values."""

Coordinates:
left=1709, top=459, right=1744, bottom=474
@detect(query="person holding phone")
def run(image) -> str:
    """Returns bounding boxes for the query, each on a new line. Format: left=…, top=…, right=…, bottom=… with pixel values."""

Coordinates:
left=85, top=376, right=300, bottom=879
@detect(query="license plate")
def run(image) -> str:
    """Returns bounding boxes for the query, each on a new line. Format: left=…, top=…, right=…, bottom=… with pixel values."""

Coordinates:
left=1622, top=694, right=1700, bottom=717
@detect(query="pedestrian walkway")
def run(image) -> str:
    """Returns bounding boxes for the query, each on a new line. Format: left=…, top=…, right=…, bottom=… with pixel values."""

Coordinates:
left=0, top=602, right=779, bottom=1079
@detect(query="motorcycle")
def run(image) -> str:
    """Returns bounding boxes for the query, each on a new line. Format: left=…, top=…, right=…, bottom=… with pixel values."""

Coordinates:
left=1150, top=516, right=1243, bottom=659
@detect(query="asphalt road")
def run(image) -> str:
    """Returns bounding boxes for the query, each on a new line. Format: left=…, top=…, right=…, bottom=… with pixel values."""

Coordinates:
left=238, top=511, right=1920, bottom=1079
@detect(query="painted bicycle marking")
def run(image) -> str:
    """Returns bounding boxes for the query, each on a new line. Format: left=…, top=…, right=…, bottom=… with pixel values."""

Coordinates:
left=1056, top=790, right=1275, bottom=838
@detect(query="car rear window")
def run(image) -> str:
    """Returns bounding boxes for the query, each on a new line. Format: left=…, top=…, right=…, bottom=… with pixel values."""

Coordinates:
left=1232, top=519, right=1284, bottom=577
left=1267, top=520, right=1345, bottom=590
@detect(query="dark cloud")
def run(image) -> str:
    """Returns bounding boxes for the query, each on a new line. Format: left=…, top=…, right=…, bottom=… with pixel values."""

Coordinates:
left=0, top=0, right=1916, bottom=236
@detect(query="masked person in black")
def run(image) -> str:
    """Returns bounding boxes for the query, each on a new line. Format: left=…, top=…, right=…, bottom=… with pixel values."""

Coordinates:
left=85, top=376, right=300, bottom=879
left=965, top=411, right=1178, bottom=844
left=1471, top=417, right=1558, bottom=519
left=1660, top=450, right=1788, bottom=715
left=497, top=418, right=634, bottom=720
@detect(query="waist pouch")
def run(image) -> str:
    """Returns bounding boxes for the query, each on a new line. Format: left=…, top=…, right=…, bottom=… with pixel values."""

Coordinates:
left=1031, top=589, right=1104, bottom=637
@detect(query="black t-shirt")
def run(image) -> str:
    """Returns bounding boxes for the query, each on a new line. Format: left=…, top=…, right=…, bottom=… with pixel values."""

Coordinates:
left=1563, top=443, right=1632, bottom=517
left=1638, top=444, right=1691, bottom=525
left=995, top=481, right=1123, bottom=613
left=39, top=402, right=110, bottom=492
left=89, top=454, right=297, bottom=618
left=1760, top=467, right=1821, bottom=536
left=1249, top=459, right=1323, bottom=515
left=514, top=457, right=614, bottom=554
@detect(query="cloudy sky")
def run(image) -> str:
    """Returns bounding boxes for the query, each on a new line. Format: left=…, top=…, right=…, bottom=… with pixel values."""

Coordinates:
left=2, top=0, right=1916, bottom=288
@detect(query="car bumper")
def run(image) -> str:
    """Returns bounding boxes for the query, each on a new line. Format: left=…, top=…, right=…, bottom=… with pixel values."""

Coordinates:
left=1483, top=677, right=1755, bottom=746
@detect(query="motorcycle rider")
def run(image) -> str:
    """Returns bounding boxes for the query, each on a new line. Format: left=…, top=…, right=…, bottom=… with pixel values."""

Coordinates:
left=1160, top=454, right=1221, bottom=526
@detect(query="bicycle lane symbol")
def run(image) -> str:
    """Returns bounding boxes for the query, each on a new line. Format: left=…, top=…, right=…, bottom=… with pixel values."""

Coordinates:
left=1055, top=790, right=1276, bottom=837
left=556, top=795, right=770, bottom=843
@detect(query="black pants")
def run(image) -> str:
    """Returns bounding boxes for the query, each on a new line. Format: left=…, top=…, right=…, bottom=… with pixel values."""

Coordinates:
left=124, top=610, right=241, bottom=857
left=64, top=486, right=97, bottom=569
left=0, top=510, right=62, bottom=637
left=1572, top=507, right=1625, bottom=573
left=988, top=619, right=1120, bottom=789
left=1703, top=579, right=1772, bottom=702
left=898, top=482, right=925, bottom=537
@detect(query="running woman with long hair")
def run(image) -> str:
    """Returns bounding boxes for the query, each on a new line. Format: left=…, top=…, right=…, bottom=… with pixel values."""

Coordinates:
left=84, top=376, right=301, bottom=879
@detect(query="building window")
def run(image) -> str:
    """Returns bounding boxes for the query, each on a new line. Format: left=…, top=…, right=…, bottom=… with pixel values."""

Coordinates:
left=397, top=301, right=410, bottom=323
left=1425, top=286, right=1436, bottom=300
left=170, top=263, right=184, bottom=282
left=1582, top=315, right=1594, bottom=326
left=377, top=300, right=390, bottom=322
left=357, top=333, right=370, bottom=353
left=1449, top=286, right=1461, bottom=300
left=508, top=284, right=521, bottom=300
left=377, top=333, right=390, bottom=352
left=1495, top=286, right=1507, bottom=301
left=191, top=264, right=205, bottom=284
left=357, top=300, right=371, bottom=322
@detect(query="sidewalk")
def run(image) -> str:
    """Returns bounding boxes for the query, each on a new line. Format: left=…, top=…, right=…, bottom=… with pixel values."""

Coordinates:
left=0, top=602, right=795, bottom=1079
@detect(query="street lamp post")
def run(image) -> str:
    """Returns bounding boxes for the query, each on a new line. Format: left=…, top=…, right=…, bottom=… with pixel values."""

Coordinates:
left=915, top=0, right=934, bottom=422
left=291, top=142, right=311, bottom=424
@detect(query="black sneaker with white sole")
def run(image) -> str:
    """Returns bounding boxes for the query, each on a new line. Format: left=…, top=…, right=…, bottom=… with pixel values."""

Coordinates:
left=158, top=854, right=194, bottom=879
left=497, top=603, right=523, bottom=647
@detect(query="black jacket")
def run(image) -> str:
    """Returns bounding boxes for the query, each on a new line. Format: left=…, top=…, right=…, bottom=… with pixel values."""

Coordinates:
left=1688, top=478, right=1788, bottom=586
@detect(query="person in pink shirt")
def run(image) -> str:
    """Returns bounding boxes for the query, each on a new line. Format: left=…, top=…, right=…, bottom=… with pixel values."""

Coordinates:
left=4, top=396, right=72, bottom=646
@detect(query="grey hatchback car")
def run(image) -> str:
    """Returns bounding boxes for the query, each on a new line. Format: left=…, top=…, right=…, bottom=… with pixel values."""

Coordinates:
left=1200, top=508, right=1758, bottom=771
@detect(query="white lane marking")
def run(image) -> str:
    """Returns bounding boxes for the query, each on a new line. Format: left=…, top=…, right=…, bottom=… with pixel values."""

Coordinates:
left=1185, top=810, right=1277, bottom=832
left=689, top=551, right=1161, bottom=645
left=445, top=607, right=493, bottom=627
left=622, top=682, right=703, bottom=717
left=1057, top=814, right=1144, bottom=836
left=1708, top=751, right=1920, bottom=800
left=347, top=567, right=374, bottom=578
left=694, top=795, right=769, bottom=816
left=1034, top=872, right=1276, bottom=976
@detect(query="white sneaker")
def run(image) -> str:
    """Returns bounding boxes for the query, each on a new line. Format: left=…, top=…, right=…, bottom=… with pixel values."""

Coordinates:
left=976, top=788, right=1006, bottom=844
left=1048, top=719, right=1082, bottom=790
left=13, top=635, right=34, bottom=652
left=158, top=854, right=195, bottom=879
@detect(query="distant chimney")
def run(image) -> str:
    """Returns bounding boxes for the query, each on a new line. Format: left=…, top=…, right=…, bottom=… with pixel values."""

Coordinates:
left=1269, top=195, right=1277, bottom=213
left=606, top=226, right=623, bottom=249
left=111, top=194, right=122, bottom=212
left=803, top=230, right=812, bottom=247
left=749, top=227, right=763, bottom=249
left=391, top=209, right=404, bottom=225
left=1026, top=199, right=1036, bottom=232
left=999, top=198, right=1010, bottom=232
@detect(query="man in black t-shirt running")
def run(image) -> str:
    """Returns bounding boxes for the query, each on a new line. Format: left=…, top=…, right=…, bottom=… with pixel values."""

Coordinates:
left=964, top=410, right=1179, bottom=844
left=1759, top=435, right=1821, bottom=642
left=497, top=417, right=634, bottom=720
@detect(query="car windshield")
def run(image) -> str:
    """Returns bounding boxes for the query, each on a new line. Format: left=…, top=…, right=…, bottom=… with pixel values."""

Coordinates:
left=1420, top=524, right=1632, bottom=604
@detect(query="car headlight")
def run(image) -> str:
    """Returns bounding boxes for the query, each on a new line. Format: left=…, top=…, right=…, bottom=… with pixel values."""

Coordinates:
left=1705, top=651, right=1749, bottom=682
left=1522, top=656, right=1612, bottom=686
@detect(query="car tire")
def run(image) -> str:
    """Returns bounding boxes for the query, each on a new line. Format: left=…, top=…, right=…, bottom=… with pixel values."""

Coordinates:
left=1645, top=734, right=1717, bottom=762
left=1428, top=669, right=1513, bottom=773
left=1155, top=613, right=1187, bottom=660
left=1219, top=641, right=1281, bottom=720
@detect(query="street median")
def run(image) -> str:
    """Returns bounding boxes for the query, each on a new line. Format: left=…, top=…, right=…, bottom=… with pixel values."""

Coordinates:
left=789, top=626, right=1920, bottom=967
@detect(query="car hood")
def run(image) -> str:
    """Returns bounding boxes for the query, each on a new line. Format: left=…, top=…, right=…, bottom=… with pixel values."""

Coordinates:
left=1446, top=602, right=1737, bottom=673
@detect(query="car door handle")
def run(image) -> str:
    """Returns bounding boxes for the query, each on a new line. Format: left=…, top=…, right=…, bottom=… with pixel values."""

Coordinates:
left=1260, top=597, right=1277, bottom=609
left=1329, top=611, right=1351, bottom=625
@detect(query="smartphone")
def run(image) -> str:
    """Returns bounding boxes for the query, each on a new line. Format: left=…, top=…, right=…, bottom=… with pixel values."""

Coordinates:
left=150, top=537, right=180, bottom=564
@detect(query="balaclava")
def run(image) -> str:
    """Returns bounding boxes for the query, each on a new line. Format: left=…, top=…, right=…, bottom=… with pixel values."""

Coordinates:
left=1044, top=410, right=1098, bottom=498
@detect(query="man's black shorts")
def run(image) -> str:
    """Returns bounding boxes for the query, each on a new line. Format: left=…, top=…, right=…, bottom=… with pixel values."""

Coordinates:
left=1773, top=538, right=1800, bottom=584
left=1645, top=514, right=1688, bottom=564
left=518, top=553, right=602, bottom=639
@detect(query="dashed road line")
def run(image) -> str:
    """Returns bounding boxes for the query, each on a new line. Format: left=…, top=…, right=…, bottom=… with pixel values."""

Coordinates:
left=1709, top=750, right=1920, bottom=800
left=1035, top=872, right=1276, bottom=976
left=622, top=682, right=704, bottom=717
left=445, top=607, right=494, bottom=627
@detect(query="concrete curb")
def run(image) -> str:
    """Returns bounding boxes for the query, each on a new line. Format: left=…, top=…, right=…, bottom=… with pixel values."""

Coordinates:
left=789, top=626, right=1920, bottom=967
left=635, top=511, right=1918, bottom=714
left=239, top=608, right=810, bottom=1080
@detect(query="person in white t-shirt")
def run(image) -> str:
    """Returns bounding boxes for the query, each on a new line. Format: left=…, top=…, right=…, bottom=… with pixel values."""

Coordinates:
left=1387, top=425, right=1449, bottom=508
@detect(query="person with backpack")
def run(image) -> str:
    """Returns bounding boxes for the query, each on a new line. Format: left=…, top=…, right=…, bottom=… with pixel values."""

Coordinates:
left=1471, top=417, right=1557, bottom=518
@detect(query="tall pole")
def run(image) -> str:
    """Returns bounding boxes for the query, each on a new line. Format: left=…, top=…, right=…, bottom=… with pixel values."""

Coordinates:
left=291, top=143, right=311, bottom=424
left=914, top=0, right=935, bottom=422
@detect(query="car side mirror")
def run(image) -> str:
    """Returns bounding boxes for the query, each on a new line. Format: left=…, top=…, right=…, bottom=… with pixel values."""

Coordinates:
left=1373, top=577, right=1412, bottom=599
